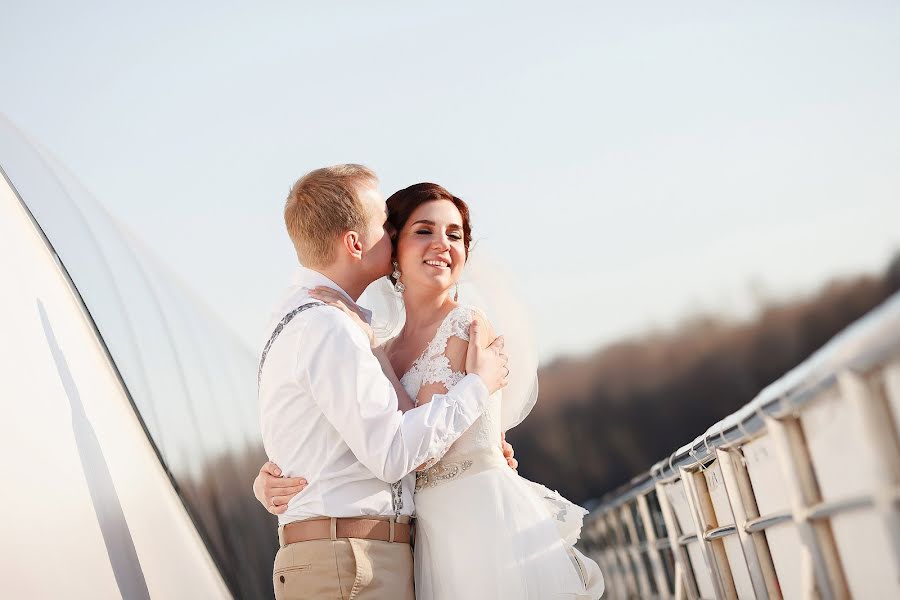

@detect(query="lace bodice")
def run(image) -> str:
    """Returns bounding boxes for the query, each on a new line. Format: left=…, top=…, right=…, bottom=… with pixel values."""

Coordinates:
left=399, top=305, right=503, bottom=470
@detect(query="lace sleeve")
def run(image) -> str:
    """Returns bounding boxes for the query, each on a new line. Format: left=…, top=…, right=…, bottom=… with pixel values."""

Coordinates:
left=418, top=305, right=475, bottom=391
left=444, top=307, right=472, bottom=343
left=413, top=306, right=478, bottom=468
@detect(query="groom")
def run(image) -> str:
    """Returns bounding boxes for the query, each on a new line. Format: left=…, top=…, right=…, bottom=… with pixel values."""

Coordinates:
left=257, top=164, right=510, bottom=599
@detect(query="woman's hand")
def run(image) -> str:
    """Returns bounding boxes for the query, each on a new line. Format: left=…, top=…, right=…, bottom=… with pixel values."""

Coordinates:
left=252, top=461, right=307, bottom=515
left=501, top=432, right=518, bottom=471
left=309, top=287, right=376, bottom=348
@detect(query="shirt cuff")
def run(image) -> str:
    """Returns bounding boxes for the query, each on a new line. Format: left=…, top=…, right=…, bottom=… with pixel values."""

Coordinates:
left=452, top=373, right=491, bottom=420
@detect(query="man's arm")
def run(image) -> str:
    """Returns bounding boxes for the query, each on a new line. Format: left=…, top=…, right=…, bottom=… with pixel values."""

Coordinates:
left=302, top=310, right=506, bottom=483
left=253, top=435, right=519, bottom=514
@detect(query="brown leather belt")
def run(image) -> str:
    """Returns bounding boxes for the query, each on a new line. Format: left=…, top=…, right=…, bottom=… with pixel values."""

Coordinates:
left=280, top=517, right=411, bottom=546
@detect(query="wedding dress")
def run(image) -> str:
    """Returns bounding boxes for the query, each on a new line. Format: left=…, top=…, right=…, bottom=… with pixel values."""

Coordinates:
left=401, top=304, right=604, bottom=600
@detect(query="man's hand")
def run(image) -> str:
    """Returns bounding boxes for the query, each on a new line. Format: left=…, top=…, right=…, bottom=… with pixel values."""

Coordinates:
left=501, top=432, right=518, bottom=471
left=309, top=287, right=376, bottom=348
left=252, top=461, right=307, bottom=515
left=465, top=320, right=509, bottom=394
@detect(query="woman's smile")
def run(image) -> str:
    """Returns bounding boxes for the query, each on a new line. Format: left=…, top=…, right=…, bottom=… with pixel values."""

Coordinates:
left=424, top=258, right=451, bottom=270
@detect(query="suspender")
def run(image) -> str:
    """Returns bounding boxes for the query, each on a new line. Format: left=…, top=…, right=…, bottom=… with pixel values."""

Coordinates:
left=257, top=302, right=322, bottom=386
left=258, top=300, right=405, bottom=516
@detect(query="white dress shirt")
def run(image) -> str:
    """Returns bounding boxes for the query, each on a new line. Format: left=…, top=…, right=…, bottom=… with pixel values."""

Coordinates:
left=259, top=267, right=491, bottom=524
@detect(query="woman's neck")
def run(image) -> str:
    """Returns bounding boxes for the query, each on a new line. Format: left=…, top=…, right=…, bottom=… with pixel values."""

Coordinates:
left=402, top=288, right=455, bottom=334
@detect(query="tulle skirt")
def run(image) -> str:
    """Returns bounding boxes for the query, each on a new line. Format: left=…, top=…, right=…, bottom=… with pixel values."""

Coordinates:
left=413, top=452, right=604, bottom=599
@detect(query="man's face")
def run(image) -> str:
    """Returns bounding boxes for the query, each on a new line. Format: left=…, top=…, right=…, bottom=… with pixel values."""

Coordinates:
left=357, top=184, right=394, bottom=283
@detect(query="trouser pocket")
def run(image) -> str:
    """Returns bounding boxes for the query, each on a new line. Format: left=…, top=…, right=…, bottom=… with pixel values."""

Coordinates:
left=346, top=538, right=414, bottom=600
left=273, top=564, right=311, bottom=600
left=273, top=540, right=353, bottom=599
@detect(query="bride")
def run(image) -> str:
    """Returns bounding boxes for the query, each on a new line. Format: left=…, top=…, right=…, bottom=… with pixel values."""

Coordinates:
left=258, top=183, right=603, bottom=599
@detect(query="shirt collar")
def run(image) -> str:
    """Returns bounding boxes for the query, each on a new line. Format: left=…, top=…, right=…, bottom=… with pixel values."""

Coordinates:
left=293, top=266, right=374, bottom=324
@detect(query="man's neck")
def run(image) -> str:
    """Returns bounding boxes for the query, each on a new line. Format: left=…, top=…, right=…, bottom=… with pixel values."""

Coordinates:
left=310, top=264, right=367, bottom=301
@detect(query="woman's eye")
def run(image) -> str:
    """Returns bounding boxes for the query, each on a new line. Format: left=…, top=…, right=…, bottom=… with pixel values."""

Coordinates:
left=449, top=234, right=462, bottom=241
left=415, top=229, right=431, bottom=235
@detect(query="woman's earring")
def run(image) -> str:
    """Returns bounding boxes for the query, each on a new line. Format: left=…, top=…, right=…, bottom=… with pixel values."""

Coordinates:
left=392, top=261, right=405, bottom=293
left=454, top=283, right=459, bottom=302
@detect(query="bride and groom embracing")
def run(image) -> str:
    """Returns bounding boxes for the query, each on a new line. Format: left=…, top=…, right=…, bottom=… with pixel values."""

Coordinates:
left=254, top=164, right=604, bottom=599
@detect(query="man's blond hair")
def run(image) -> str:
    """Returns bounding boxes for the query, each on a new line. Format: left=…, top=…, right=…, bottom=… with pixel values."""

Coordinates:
left=284, top=164, right=378, bottom=267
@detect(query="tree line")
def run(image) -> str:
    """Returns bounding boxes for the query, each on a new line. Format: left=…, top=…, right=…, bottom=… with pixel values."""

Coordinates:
left=510, top=253, right=900, bottom=505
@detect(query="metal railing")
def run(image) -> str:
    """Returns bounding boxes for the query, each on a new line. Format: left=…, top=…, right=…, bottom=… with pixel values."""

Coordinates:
left=580, top=291, right=900, bottom=599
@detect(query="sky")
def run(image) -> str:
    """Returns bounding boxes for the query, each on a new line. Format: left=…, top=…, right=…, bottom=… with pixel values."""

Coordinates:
left=3, top=1, right=899, bottom=362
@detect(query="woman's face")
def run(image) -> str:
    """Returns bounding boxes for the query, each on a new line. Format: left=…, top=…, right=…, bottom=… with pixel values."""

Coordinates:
left=395, top=199, right=466, bottom=296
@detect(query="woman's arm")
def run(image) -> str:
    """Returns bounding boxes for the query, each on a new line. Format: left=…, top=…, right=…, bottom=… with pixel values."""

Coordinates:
left=373, top=345, right=417, bottom=412
left=410, top=311, right=499, bottom=472
left=415, top=311, right=495, bottom=408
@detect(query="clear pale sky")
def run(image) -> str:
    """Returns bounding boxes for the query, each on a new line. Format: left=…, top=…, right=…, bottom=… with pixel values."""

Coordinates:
left=3, top=1, right=899, bottom=362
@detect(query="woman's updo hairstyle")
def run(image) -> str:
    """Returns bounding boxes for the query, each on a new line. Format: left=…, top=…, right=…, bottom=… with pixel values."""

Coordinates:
left=385, top=183, right=473, bottom=284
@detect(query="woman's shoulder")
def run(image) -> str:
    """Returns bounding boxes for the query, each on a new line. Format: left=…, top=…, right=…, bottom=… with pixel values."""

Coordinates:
left=444, top=304, right=494, bottom=341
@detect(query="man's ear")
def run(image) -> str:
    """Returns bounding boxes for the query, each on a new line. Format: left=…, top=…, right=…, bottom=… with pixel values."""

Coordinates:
left=341, top=230, right=364, bottom=260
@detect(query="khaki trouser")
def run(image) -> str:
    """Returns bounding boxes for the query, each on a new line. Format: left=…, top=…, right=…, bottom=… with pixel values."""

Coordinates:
left=273, top=522, right=414, bottom=600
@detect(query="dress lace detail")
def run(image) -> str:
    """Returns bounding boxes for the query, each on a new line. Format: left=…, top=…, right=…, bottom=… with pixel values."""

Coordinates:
left=398, top=306, right=481, bottom=469
left=401, top=305, right=474, bottom=398
left=421, top=356, right=467, bottom=391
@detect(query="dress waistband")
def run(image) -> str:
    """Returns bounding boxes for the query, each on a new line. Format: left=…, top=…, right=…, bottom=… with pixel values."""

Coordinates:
left=415, top=450, right=507, bottom=492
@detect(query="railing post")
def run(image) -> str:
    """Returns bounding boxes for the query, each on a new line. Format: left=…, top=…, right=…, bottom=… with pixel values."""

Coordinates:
left=637, top=492, right=673, bottom=598
left=621, top=502, right=655, bottom=598
left=837, top=369, right=900, bottom=579
left=590, top=518, right=618, bottom=599
left=765, top=415, right=849, bottom=599
left=715, top=447, right=782, bottom=599
left=581, top=296, right=900, bottom=599
left=656, top=481, right=701, bottom=600
left=607, top=510, right=639, bottom=598
left=681, top=465, right=737, bottom=599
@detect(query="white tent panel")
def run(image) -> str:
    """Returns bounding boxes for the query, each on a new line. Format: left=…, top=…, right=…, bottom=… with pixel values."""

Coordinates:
left=0, top=172, right=231, bottom=597
left=0, top=113, right=275, bottom=597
